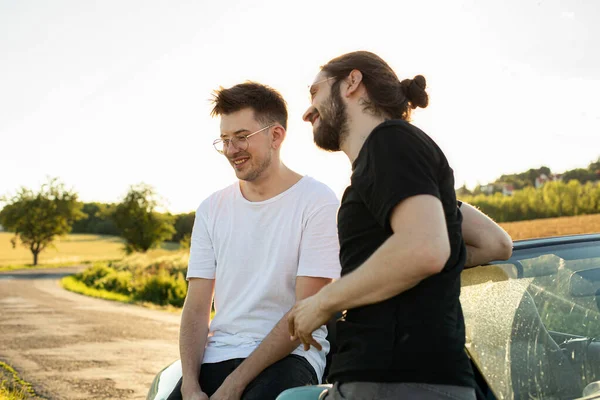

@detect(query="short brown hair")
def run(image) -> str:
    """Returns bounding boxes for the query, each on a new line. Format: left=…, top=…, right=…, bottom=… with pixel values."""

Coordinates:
left=210, top=82, right=288, bottom=130
left=321, top=51, right=428, bottom=121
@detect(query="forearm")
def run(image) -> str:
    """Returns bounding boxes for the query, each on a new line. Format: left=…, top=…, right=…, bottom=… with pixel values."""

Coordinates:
left=225, top=312, right=300, bottom=389
left=460, top=202, right=513, bottom=267
left=179, top=305, right=210, bottom=390
left=320, top=234, right=445, bottom=314
left=464, top=244, right=493, bottom=268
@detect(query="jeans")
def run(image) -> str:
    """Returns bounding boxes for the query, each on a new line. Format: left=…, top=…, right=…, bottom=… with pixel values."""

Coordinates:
left=321, top=381, right=476, bottom=400
left=168, top=354, right=318, bottom=400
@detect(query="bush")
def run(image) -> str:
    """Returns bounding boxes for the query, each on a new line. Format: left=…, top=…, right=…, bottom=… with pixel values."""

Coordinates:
left=460, top=180, right=600, bottom=222
left=78, top=263, right=115, bottom=287
left=94, top=270, right=134, bottom=295
left=135, top=269, right=187, bottom=307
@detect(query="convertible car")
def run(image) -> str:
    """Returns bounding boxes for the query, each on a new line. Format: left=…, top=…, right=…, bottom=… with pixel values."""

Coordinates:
left=147, top=234, right=600, bottom=400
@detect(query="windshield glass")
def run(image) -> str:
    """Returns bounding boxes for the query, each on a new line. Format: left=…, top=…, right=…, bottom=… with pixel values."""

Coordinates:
left=461, top=240, right=600, bottom=399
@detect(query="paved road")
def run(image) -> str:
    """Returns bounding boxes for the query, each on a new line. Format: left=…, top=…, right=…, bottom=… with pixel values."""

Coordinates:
left=0, top=267, right=181, bottom=399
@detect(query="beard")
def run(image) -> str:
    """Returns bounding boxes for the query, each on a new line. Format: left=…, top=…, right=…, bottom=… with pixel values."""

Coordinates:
left=234, top=150, right=272, bottom=182
left=313, top=87, right=349, bottom=152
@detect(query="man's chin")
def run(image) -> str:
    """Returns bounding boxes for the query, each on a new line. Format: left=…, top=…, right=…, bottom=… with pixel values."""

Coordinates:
left=314, top=135, right=340, bottom=152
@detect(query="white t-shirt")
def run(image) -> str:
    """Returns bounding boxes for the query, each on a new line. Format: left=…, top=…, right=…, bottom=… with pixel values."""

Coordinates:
left=187, top=176, right=341, bottom=382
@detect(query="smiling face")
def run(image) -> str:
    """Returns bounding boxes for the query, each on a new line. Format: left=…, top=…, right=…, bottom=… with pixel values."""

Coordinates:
left=302, top=72, right=350, bottom=152
left=219, top=108, right=273, bottom=182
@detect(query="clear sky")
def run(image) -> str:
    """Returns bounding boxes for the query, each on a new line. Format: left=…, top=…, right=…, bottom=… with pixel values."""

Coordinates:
left=1, top=0, right=599, bottom=213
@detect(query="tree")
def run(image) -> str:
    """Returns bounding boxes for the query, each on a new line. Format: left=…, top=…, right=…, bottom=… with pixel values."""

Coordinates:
left=0, top=179, right=85, bottom=265
left=112, top=184, right=175, bottom=253
left=71, top=202, right=119, bottom=235
left=588, top=157, right=600, bottom=173
left=562, top=168, right=597, bottom=184
left=456, top=184, right=472, bottom=197
left=171, top=212, right=195, bottom=243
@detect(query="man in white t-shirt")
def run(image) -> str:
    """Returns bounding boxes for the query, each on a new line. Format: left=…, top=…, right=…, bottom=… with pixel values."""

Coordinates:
left=173, top=82, right=341, bottom=400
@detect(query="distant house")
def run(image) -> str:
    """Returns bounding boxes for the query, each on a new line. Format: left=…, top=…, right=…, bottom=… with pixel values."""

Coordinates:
left=480, top=184, right=495, bottom=195
left=535, top=173, right=563, bottom=188
left=535, top=174, right=550, bottom=189
left=502, top=184, right=514, bottom=196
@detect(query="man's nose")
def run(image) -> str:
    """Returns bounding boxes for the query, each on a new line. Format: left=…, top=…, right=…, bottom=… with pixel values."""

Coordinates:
left=225, top=141, right=239, bottom=157
left=302, top=106, right=317, bottom=123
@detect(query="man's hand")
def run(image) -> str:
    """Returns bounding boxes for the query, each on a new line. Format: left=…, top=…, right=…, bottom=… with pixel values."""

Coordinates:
left=181, top=384, right=209, bottom=400
left=288, top=292, right=332, bottom=351
left=209, top=376, right=243, bottom=400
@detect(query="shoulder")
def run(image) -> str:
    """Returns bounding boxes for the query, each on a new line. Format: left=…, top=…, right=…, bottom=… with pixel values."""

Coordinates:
left=297, top=177, right=339, bottom=205
left=354, top=120, right=442, bottom=171
left=196, top=182, right=238, bottom=217
left=368, top=120, right=437, bottom=151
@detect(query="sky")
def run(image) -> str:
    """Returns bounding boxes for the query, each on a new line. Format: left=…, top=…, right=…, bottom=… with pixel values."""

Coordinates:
left=1, top=0, right=599, bottom=213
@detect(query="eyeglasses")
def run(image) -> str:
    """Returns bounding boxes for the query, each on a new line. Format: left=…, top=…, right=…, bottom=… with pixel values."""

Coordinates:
left=308, top=76, right=335, bottom=102
left=212, top=124, right=275, bottom=154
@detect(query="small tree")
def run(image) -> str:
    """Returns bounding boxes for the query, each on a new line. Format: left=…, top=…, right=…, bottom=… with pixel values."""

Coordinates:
left=112, top=184, right=175, bottom=253
left=0, top=179, right=85, bottom=265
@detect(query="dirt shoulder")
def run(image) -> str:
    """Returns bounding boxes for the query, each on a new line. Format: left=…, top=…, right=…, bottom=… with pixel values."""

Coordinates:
left=0, top=267, right=181, bottom=400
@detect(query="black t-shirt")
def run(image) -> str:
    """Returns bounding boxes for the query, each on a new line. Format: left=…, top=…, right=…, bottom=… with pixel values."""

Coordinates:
left=328, top=120, right=474, bottom=388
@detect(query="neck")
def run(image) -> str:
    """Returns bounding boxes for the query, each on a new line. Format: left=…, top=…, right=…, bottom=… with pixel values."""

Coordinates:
left=341, top=106, right=387, bottom=164
left=239, top=160, right=302, bottom=202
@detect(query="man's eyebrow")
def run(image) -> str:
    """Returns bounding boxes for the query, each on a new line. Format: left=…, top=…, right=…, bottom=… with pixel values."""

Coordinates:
left=220, top=129, right=250, bottom=138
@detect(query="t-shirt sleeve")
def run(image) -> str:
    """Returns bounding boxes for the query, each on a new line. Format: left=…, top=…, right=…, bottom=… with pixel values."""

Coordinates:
left=457, top=200, right=463, bottom=208
left=352, top=125, right=441, bottom=231
left=297, top=200, right=342, bottom=279
left=186, top=203, right=216, bottom=280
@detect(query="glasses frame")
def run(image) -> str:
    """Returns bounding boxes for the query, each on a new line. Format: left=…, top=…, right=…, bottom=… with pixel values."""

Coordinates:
left=307, top=76, right=336, bottom=102
left=212, top=124, right=275, bottom=154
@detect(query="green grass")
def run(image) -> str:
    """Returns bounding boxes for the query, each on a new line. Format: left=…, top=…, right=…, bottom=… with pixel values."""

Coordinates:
left=0, top=261, right=95, bottom=273
left=60, top=275, right=189, bottom=314
left=0, top=232, right=181, bottom=269
left=61, top=275, right=134, bottom=303
left=0, top=233, right=125, bottom=267
left=0, top=362, right=39, bottom=400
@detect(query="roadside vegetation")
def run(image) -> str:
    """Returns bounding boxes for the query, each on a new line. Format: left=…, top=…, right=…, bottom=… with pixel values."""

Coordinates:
left=61, top=250, right=189, bottom=309
left=0, top=362, right=40, bottom=400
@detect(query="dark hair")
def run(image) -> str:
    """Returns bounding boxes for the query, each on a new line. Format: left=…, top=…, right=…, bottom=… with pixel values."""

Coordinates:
left=321, top=51, right=428, bottom=121
left=210, top=82, right=288, bottom=130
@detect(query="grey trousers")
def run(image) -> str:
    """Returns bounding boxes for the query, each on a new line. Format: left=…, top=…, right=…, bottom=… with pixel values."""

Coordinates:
left=320, top=382, right=476, bottom=400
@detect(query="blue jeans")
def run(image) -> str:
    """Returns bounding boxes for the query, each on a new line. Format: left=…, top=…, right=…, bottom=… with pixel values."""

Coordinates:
left=168, top=354, right=318, bottom=400
left=321, top=382, right=476, bottom=400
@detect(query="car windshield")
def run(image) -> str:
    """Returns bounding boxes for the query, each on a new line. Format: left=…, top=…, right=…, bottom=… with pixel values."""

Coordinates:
left=461, top=239, right=600, bottom=400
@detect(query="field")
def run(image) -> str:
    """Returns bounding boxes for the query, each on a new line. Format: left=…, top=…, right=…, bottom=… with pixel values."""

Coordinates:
left=1, top=213, right=599, bottom=267
left=0, top=233, right=125, bottom=266
left=0, top=232, right=180, bottom=267
left=500, top=213, right=600, bottom=241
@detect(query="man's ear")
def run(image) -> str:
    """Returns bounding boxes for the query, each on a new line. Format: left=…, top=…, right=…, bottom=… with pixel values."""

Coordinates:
left=345, top=69, right=363, bottom=97
left=271, top=125, right=286, bottom=149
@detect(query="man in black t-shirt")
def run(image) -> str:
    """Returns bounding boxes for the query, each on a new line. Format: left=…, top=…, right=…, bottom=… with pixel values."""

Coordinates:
left=286, top=51, right=513, bottom=399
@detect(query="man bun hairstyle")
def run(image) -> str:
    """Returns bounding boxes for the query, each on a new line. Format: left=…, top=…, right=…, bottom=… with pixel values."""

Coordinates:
left=400, top=75, right=429, bottom=110
left=321, top=51, right=429, bottom=121
left=210, top=81, right=288, bottom=130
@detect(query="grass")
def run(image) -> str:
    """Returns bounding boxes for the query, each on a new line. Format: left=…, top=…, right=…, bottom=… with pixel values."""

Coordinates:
left=0, top=233, right=125, bottom=267
left=0, top=362, right=39, bottom=400
left=500, top=213, right=600, bottom=241
left=0, top=261, right=95, bottom=273
left=0, top=233, right=181, bottom=269
left=61, top=275, right=133, bottom=303
left=60, top=275, right=187, bottom=314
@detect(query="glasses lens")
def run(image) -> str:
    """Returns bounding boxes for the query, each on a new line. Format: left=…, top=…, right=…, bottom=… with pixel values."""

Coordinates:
left=235, top=136, right=248, bottom=152
left=214, top=140, right=224, bottom=154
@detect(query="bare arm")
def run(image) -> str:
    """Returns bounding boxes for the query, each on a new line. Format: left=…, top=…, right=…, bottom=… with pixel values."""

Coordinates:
left=213, top=276, right=331, bottom=397
left=460, top=202, right=513, bottom=267
left=288, top=195, right=451, bottom=347
left=179, top=278, right=215, bottom=398
left=319, top=195, right=448, bottom=312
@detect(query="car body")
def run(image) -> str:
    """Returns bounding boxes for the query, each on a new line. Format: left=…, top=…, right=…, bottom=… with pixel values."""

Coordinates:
left=147, top=234, right=600, bottom=400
